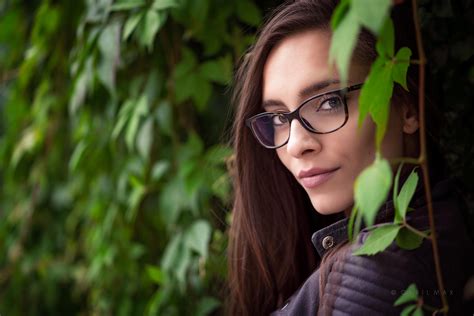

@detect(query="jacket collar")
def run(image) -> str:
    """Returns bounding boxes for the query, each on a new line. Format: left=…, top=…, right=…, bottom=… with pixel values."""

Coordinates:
left=310, top=173, right=454, bottom=259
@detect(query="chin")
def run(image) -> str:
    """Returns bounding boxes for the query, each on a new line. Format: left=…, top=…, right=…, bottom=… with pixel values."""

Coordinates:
left=311, top=201, right=338, bottom=216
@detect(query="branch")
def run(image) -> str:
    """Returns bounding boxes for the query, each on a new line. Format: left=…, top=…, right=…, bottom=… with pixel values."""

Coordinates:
left=411, top=0, right=449, bottom=314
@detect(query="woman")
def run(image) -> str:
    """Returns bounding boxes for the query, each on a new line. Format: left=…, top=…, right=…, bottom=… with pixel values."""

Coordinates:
left=228, top=0, right=474, bottom=315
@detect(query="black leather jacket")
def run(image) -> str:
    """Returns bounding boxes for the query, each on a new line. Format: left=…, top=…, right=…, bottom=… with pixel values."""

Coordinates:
left=271, top=177, right=474, bottom=315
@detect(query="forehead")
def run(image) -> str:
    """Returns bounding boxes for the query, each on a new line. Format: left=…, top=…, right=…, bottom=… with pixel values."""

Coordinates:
left=262, top=29, right=334, bottom=102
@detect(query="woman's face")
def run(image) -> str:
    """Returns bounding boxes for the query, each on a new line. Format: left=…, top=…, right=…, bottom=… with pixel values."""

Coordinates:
left=262, top=29, right=414, bottom=216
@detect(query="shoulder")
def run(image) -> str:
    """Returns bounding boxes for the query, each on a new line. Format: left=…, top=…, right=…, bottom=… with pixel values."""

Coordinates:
left=270, top=267, right=320, bottom=316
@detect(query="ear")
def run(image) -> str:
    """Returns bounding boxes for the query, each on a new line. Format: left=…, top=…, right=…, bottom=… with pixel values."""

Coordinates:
left=401, top=103, right=419, bottom=134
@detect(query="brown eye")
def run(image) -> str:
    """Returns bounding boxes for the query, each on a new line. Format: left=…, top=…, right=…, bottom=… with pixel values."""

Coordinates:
left=319, top=95, right=343, bottom=112
left=272, top=113, right=288, bottom=126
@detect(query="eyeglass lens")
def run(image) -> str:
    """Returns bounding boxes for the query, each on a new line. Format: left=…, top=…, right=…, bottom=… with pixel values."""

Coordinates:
left=251, top=93, right=346, bottom=148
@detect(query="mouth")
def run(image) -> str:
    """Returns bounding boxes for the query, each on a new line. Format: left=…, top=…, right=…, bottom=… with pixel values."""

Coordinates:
left=298, top=167, right=340, bottom=189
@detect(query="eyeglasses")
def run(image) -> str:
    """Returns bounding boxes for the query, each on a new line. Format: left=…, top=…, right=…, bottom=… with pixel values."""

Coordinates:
left=245, top=83, right=363, bottom=149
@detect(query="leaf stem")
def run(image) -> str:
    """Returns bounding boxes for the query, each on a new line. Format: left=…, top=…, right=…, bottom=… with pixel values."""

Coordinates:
left=403, top=222, right=430, bottom=239
left=389, top=157, right=422, bottom=165
left=411, top=0, right=449, bottom=314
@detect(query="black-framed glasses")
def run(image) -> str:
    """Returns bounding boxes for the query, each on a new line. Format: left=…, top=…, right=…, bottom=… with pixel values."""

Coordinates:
left=245, top=83, right=364, bottom=149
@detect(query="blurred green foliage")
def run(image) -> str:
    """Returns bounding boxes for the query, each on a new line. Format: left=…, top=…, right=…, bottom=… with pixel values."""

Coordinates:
left=0, top=0, right=267, bottom=314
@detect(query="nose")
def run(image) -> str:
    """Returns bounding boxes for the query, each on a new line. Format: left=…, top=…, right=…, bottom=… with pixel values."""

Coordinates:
left=286, top=119, right=322, bottom=158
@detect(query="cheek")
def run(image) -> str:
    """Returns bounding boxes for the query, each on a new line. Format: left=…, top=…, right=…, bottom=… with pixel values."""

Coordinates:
left=276, top=148, right=290, bottom=171
left=336, top=109, right=377, bottom=170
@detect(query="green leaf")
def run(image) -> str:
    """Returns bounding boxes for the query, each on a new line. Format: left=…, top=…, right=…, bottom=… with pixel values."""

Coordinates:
left=393, top=162, right=404, bottom=222
left=393, top=47, right=412, bottom=91
left=126, top=94, right=148, bottom=151
left=193, top=78, right=212, bottom=111
left=352, top=0, right=391, bottom=34
left=376, top=18, right=394, bottom=57
left=161, top=233, right=183, bottom=271
left=400, top=304, right=417, bottom=316
left=353, top=223, right=401, bottom=256
left=161, top=233, right=192, bottom=287
left=174, top=48, right=197, bottom=78
left=11, top=126, right=43, bottom=167
left=199, top=56, right=232, bottom=85
left=151, top=0, right=179, bottom=11
left=396, top=227, right=424, bottom=250
left=98, top=21, right=121, bottom=95
left=69, top=57, right=93, bottom=114
left=329, top=9, right=360, bottom=86
left=358, top=57, right=394, bottom=147
left=155, top=100, right=173, bottom=136
left=196, top=297, right=221, bottom=316
left=348, top=204, right=358, bottom=242
left=139, top=9, right=166, bottom=50
left=354, top=155, right=392, bottom=227
left=330, top=0, right=350, bottom=29
left=146, top=265, right=166, bottom=284
left=394, top=283, right=419, bottom=306
left=185, top=220, right=211, bottom=258
left=412, top=307, right=423, bottom=316
left=159, top=177, right=186, bottom=225
left=151, top=160, right=170, bottom=182
left=396, top=167, right=419, bottom=220
left=112, top=99, right=135, bottom=139
left=235, top=0, right=261, bottom=26
left=137, top=116, right=153, bottom=160
left=123, top=12, right=143, bottom=41
left=69, top=141, right=87, bottom=172
left=204, top=145, right=232, bottom=165
left=110, top=0, right=145, bottom=11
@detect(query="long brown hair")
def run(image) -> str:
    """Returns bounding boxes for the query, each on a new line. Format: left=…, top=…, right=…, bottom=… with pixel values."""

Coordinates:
left=227, top=1, right=442, bottom=315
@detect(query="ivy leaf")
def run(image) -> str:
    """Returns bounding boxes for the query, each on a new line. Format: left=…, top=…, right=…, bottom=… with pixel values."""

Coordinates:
left=155, top=100, right=173, bottom=136
left=376, top=18, right=394, bottom=58
left=394, top=283, right=419, bottom=306
left=110, top=0, right=145, bottom=11
left=125, top=94, right=148, bottom=151
left=204, top=145, right=233, bottom=165
left=396, top=167, right=419, bottom=221
left=330, top=0, right=350, bottom=29
left=123, top=12, right=143, bottom=41
left=185, top=220, right=212, bottom=258
left=352, top=0, right=391, bottom=35
left=151, top=160, right=170, bottom=183
left=98, top=20, right=121, bottom=96
left=139, top=9, right=167, bottom=50
left=199, top=56, right=232, bottom=85
left=112, top=99, right=135, bottom=140
left=69, top=141, right=87, bottom=172
left=358, top=57, right=394, bottom=147
left=396, top=227, right=425, bottom=250
left=393, top=162, right=404, bottom=222
left=136, top=116, right=153, bottom=160
left=236, top=0, right=261, bottom=26
left=354, top=155, right=392, bottom=227
left=146, top=265, right=166, bottom=285
left=151, top=0, right=179, bottom=11
left=400, top=305, right=417, bottom=316
left=196, top=297, right=221, bottom=316
left=393, top=47, right=412, bottom=91
left=329, top=9, right=360, bottom=86
left=412, top=307, right=424, bottom=316
left=193, top=78, right=212, bottom=111
left=159, top=177, right=187, bottom=226
left=160, top=233, right=190, bottom=287
left=353, top=223, right=401, bottom=256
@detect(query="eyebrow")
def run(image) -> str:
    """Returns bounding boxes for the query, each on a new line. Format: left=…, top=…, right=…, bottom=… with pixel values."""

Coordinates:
left=262, top=79, right=341, bottom=110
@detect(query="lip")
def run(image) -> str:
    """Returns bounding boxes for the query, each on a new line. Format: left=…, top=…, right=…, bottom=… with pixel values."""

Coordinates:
left=298, top=167, right=340, bottom=189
